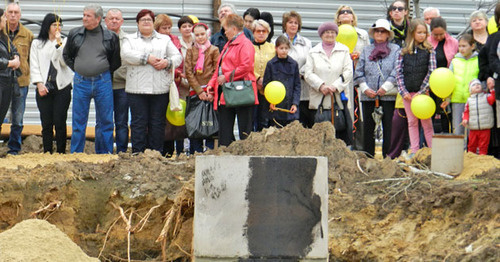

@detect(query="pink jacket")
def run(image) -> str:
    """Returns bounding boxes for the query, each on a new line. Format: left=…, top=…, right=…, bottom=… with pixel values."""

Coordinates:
left=427, top=33, right=458, bottom=67
left=208, top=33, right=258, bottom=110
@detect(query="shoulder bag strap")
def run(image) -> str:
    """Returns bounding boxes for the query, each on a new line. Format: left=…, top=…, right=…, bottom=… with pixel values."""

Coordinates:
left=330, top=95, right=335, bottom=126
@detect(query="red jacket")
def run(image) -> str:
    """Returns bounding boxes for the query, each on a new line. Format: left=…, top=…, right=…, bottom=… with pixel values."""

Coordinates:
left=208, top=33, right=258, bottom=110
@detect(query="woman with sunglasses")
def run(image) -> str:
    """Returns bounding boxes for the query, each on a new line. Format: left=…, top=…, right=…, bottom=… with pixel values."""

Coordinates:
left=387, top=0, right=410, bottom=47
left=335, top=5, right=370, bottom=59
left=335, top=5, right=370, bottom=149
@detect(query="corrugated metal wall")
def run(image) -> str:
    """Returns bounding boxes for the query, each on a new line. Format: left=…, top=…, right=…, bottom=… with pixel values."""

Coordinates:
left=11, top=0, right=497, bottom=126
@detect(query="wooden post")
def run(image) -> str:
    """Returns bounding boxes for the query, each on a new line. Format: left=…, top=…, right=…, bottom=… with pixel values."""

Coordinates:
left=213, top=0, right=221, bottom=32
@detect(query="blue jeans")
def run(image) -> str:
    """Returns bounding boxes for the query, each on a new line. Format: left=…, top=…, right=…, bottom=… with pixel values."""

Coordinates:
left=71, top=71, right=114, bottom=154
left=113, top=88, right=129, bottom=153
left=127, top=93, right=168, bottom=153
left=8, top=86, right=28, bottom=154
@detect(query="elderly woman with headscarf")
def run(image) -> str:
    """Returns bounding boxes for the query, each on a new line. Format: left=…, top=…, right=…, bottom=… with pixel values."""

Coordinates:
left=354, top=19, right=400, bottom=157
left=121, top=9, right=182, bottom=153
left=206, top=13, right=258, bottom=147
left=304, top=22, right=353, bottom=145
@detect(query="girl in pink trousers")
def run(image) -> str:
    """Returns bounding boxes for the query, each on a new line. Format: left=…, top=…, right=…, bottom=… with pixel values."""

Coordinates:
left=396, top=19, right=436, bottom=156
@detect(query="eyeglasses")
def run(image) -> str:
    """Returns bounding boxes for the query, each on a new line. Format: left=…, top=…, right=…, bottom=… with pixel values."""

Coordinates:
left=139, top=18, right=153, bottom=23
left=254, top=29, right=268, bottom=34
left=374, top=29, right=387, bottom=33
left=391, top=6, right=405, bottom=12
left=339, top=10, right=353, bottom=15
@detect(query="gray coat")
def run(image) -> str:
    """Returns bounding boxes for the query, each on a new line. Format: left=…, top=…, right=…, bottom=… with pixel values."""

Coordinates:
left=354, top=43, right=400, bottom=101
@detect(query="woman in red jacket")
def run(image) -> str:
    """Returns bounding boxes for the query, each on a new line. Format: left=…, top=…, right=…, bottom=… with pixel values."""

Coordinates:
left=207, top=13, right=258, bottom=146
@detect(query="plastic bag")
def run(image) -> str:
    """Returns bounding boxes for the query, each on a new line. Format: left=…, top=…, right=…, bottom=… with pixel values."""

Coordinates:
left=185, top=95, right=219, bottom=139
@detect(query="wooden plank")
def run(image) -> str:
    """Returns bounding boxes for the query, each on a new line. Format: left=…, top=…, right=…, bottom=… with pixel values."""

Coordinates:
left=0, top=124, right=96, bottom=139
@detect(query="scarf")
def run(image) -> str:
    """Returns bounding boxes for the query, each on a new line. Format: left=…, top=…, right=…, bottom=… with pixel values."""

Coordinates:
left=322, top=42, right=335, bottom=58
left=391, top=19, right=407, bottom=41
left=194, top=39, right=211, bottom=74
left=369, top=41, right=390, bottom=61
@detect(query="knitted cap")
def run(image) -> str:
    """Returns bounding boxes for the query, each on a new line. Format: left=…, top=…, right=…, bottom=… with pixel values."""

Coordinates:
left=318, top=22, right=339, bottom=37
left=469, top=79, right=481, bottom=92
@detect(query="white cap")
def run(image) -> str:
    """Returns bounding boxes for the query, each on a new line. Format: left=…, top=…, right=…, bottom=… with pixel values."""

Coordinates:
left=368, top=19, right=395, bottom=40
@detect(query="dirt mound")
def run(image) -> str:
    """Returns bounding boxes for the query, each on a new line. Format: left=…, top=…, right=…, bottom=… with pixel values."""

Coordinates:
left=0, top=122, right=498, bottom=261
left=0, top=219, right=98, bottom=262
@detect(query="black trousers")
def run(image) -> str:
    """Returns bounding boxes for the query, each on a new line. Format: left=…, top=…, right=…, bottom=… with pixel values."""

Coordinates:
left=0, top=78, right=12, bottom=134
left=299, top=100, right=315, bottom=128
left=360, top=100, right=395, bottom=157
left=36, top=85, right=71, bottom=153
left=218, top=105, right=253, bottom=147
left=128, top=93, right=168, bottom=153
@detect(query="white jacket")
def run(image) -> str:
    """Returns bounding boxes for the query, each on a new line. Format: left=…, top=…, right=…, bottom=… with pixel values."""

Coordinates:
left=30, top=38, right=74, bottom=90
left=304, top=42, right=353, bottom=110
left=121, top=31, right=182, bottom=94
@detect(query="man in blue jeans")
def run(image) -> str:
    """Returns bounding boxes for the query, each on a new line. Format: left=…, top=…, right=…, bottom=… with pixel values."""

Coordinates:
left=63, top=4, right=121, bottom=154
left=6, top=2, right=34, bottom=155
left=105, top=8, right=129, bottom=153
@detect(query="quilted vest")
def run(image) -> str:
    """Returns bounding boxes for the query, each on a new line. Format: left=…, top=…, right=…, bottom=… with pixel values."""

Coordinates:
left=403, top=48, right=430, bottom=93
left=468, top=93, right=494, bottom=130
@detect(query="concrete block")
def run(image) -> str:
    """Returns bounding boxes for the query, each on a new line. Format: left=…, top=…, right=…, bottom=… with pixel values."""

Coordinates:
left=194, top=156, right=328, bottom=261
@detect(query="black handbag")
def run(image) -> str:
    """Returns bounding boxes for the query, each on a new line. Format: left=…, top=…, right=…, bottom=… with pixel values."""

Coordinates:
left=222, top=70, right=255, bottom=107
left=45, top=61, right=58, bottom=92
left=314, top=94, right=347, bottom=132
left=185, top=95, right=219, bottom=139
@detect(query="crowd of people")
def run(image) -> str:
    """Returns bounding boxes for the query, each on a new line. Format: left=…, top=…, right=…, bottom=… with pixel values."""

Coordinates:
left=0, top=1, right=499, bottom=159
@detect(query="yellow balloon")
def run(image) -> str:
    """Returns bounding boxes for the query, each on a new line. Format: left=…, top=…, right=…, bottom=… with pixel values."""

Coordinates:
left=336, top=24, right=358, bottom=53
left=411, top=95, right=435, bottom=120
left=429, top=67, right=455, bottom=99
left=264, top=81, right=286, bottom=105
left=166, top=99, right=186, bottom=126
left=488, top=16, right=498, bottom=35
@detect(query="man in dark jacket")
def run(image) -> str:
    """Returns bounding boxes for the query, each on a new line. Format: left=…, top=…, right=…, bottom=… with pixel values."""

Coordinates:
left=6, top=2, right=33, bottom=155
left=63, top=3, right=120, bottom=154
left=210, top=3, right=254, bottom=52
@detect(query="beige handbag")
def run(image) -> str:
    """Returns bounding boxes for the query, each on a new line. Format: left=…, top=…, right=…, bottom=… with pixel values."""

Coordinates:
left=169, top=67, right=182, bottom=111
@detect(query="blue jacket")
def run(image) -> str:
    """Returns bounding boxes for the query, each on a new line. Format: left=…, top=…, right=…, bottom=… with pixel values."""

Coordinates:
left=211, top=27, right=254, bottom=53
left=263, top=56, right=301, bottom=121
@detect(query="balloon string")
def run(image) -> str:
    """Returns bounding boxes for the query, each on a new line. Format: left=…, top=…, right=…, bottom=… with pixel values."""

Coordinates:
left=352, top=87, right=359, bottom=135
left=442, top=99, right=452, bottom=133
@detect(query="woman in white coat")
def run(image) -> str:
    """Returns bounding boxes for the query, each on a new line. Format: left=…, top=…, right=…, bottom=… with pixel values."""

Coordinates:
left=121, top=9, right=182, bottom=153
left=30, top=13, right=73, bottom=153
left=305, top=22, right=353, bottom=145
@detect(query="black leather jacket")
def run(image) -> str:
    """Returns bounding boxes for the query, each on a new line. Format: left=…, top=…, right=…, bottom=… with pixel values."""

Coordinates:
left=63, top=24, right=121, bottom=74
left=0, top=36, right=19, bottom=80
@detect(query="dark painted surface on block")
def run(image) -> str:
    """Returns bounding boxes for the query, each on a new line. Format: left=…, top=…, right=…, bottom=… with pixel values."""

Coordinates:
left=245, top=157, right=322, bottom=258
left=239, top=258, right=300, bottom=262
